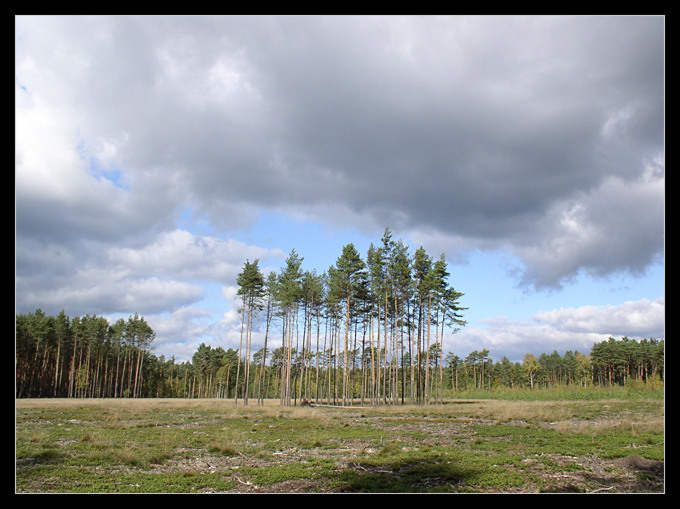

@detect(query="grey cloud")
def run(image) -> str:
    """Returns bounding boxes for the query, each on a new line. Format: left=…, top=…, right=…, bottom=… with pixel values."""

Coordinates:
left=229, top=15, right=663, bottom=245
left=16, top=15, right=664, bottom=297
left=15, top=228, right=285, bottom=317
left=16, top=262, right=204, bottom=317
left=515, top=156, right=664, bottom=288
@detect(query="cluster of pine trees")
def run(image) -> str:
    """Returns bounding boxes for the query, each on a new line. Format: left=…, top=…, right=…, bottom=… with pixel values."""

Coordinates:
left=232, top=228, right=468, bottom=406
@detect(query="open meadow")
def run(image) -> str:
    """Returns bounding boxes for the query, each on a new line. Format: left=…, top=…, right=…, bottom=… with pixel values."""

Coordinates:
left=15, top=395, right=664, bottom=494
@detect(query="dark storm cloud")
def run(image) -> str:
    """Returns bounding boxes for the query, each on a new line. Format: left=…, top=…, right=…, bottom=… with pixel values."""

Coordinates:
left=260, top=15, right=664, bottom=287
left=16, top=15, right=664, bottom=298
left=185, top=15, right=662, bottom=247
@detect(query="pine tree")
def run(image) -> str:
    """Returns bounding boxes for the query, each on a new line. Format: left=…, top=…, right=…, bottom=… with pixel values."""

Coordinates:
left=277, top=250, right=304, bottom=406
left=256, top=272, right=278, bottom=404
left=366, top=243, right=384, bottom=404
left=334, top=243, right=366, bottom=405
left=412, top=246, right=432, bottom=402
left=388, top=239, right=412, bottom=404
left=380, top=229, right=395, bottom=403
left=235, top=259, right=265, bottom=405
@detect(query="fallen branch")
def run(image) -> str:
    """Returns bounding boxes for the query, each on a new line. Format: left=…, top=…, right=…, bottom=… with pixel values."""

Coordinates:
left=350, top=462, right=392, bottom=474
left=234, top=476, right=257, bottom=488
left=589, top=486, right=614, bottom=493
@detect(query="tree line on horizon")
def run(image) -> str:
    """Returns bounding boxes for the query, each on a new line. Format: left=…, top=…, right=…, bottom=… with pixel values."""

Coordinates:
left=15, top=229, right=664, bottom=401
left=15, top=309, right=664, bottom=400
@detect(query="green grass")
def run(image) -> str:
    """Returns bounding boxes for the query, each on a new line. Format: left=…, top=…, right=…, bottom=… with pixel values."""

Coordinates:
left=447, top=383, right=664, bottom=401
left=15, top=397, right=664, bottom=493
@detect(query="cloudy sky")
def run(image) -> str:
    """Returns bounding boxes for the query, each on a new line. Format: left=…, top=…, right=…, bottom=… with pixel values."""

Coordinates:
left=15, top=15, right=664, bottom=363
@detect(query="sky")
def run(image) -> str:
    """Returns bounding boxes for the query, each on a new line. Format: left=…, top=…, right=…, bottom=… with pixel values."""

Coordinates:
left=15, top=15, right=664, bottom=364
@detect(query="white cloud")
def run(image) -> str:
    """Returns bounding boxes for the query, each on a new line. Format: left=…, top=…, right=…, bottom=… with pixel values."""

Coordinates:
left=108, top=229, right=285, bottom=284
left=450, top=297, right=664, bottom=362
left=16, top=229, right=285, bottom=318
left=452, top=319, right=606, bottom=363
left=221, top=285, right=239, bottom=302
left=534, top=296, right=665, bottom=338
left=146, top=306, right=212, bottom=351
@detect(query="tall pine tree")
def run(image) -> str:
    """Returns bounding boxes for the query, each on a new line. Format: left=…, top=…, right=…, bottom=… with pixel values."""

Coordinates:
left=235, top=259, right=265, bottom=405
left=333, top=243, right=366, bottom=405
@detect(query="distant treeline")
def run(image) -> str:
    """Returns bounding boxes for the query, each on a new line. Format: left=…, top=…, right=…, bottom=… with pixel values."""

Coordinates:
left=15, top=228, right=663, bottom=402
left=15, top=308, right=663, bottom=400
left=16, top=310, right=155, bottom=399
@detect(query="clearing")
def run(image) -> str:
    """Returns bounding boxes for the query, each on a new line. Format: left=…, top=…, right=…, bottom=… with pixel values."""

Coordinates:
left=15, top=397, right=664, bottom=493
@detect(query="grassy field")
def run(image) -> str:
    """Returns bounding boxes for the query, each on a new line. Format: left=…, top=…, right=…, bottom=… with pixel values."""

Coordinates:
left=15, top=395, right=664, bottom=493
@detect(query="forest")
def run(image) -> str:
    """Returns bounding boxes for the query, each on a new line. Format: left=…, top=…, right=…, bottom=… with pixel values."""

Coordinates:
left=16, top=228, right=664, bottom=402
